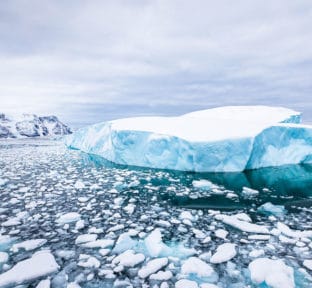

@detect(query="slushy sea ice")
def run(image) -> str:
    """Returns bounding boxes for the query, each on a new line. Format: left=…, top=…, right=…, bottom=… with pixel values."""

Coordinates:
left=66, top=106, right=312, bottom=172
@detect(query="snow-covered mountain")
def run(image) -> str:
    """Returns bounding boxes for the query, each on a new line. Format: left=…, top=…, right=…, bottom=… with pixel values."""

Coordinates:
left=0, top=113, right=72, bottom=138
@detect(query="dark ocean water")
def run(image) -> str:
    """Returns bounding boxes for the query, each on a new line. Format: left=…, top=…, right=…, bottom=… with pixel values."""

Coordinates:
left=0, top=139, right=312, bottom=287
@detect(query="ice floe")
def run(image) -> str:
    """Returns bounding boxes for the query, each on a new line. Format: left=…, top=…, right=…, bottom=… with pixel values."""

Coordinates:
left=0, top=251, right=59, bottom=286
left=56, top=212, right=81, bottom=224
left=138, top=257, right=168, bottom=278
left=248, top=258, right=295, bottom=288
left=215, top=214, right=270, bottom=234
left=210, top=243, right=236, bottom=264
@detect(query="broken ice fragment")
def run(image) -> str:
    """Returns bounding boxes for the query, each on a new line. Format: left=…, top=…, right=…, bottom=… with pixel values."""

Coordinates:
left=210, top=243, right=236, bottom=264
left=0, top=251, right=59, bottom=286
left=56, top=212, right=81, bottom=224
left=138, top=258, right=168, bottom=278
left=248, top=258, right=295, bottom=288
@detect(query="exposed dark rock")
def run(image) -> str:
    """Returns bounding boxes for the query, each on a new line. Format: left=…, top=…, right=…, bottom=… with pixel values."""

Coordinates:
left=39, top=116, right=72, bottom=135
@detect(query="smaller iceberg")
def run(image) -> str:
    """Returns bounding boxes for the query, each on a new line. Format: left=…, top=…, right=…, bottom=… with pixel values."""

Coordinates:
left=112, top=229, right=195, bottom=259
left=66, top=106, right=312, bottom=172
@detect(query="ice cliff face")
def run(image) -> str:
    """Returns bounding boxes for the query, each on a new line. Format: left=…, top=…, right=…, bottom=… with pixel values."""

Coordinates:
left=0, top=113, right=72, bottom=138
left=65, top=106, right=312, bottom=172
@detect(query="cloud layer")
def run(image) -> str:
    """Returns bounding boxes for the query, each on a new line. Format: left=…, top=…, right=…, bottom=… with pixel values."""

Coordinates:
left=1, top=0, right=312, bottom=126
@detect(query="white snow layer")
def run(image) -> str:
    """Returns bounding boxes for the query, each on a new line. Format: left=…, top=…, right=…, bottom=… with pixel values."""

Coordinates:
left=65, top=106, right=312, bottom=172
left=210, top=243, right=237, bottom=264
left=248, top=258, right=295, bottom=288
left=0, top=250, right=59, bottom=286
left=181, top=257, right=216, bottom=278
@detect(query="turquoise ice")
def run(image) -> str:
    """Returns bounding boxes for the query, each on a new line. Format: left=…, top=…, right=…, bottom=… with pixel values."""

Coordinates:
left=66, top=106, right=312, bottom=172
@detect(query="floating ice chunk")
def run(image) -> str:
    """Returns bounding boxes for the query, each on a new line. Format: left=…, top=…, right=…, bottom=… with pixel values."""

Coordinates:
left=249, top=249, right=265, bottom=258
left=36, top=279, right=51, bottom=288
left=67, top=282, right=81, bottom=288
left=90, top=183, right=100, bottom=190
left=9, top=198, right=19, bottom=205
left=258, top=202, right=286, bottom=217
left=160, top=282, right=169, bottom=288
left=248, top=234, right=271, bottom=241
left=99, top=269, right=116, bottom=279
left=144, top=229, right=171, bottom=258
left=123, top=203, right=136, bottom=215
left=56, top=212, right=81, bottom=224
left=303, top=260, right=312, bottom=270
left=175, top=279, right=198, bottom=288
left=0, top=235, right=14, bottom=251
left=55, top=250, right=75, bottom=260
left=99, top=248, right=110, bottom=256
left=81, top=239, right=114, bottom=249
left=210, top=243, right=236, bottom=264
left=75, top=234, right=97, bottom=245
left=242, top=187, right=259, bottom=197
left=74, top=180, right=85, bottom=189
left=143, top=229, right=195, bottom=258
left=128, top=180, right=140, bottom=188
left=150, top=270, right=173, bottom=281
left=75, top=220, right=85, bottom=230
left=107, top=224, right=124, bottom=232
left=0, top=252, right=8, bottom=264
left=277, top=222, right=312, bottom=238
left=18, top=187, right=29, bottom=193
left=138, top=257, right=168, bottom=278
left=192, top=228, right=206, bottom=239
left=111, top=229, right=194, bottom=259
left=16, top=211, right=29, bottom=221
left=214, top=229, right=228, bottom=239
left=0, top=250, right=59, bottom=286
left=226, top=192, right=238, bottom=199
left=216, top=214, right=269, bottom=234
left=232, top=213, right=252, bottom=222
left=179, top=211, right=194, bottom=221
left=113, top=197, right=124, bottom=206
left=192, top=180, right=217, bottom=190
left=155, top=220, right=171, bottom=228
left=11, top=239, right=47, bottom=252
left=2, top=217, right=21, bottom=227
left=112, top=233, right=137, bottom=254
left=181, top=257, right=217, bottom=281
left=202, top=236, right=211, bottom=244
left=88, top=227, right=104, bottom=234
left=78, top=254, right=100, bottom=268
left=248, top=258, right=295, bottom=288
left=78, top=197, right=89, bottom=203
left=112, top=250, right=145, bottom=267
left=113, top=279, right=132, bottom=287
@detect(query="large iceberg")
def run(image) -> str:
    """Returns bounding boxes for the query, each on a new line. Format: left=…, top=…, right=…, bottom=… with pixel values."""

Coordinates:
left=65, top=106, right=312, bottom=172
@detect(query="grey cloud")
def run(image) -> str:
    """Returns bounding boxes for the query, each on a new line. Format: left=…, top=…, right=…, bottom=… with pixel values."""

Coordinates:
left=0, top=0, right=312, bottom=126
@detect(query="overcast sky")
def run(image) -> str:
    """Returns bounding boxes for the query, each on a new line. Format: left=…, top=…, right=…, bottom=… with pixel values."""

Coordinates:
left=1, top=0, right=312, bottom=127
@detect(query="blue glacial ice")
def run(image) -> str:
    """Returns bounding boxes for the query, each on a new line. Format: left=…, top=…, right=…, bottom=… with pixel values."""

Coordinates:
left=65, top=106, right=312, bottom=172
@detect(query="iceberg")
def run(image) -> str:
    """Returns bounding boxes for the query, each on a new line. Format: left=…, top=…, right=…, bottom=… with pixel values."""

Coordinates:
left=65, top=106, right=312, bottom=172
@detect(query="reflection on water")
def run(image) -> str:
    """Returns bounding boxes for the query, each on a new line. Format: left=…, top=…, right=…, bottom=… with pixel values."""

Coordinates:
left=83, top=153, right=312, bottom=211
